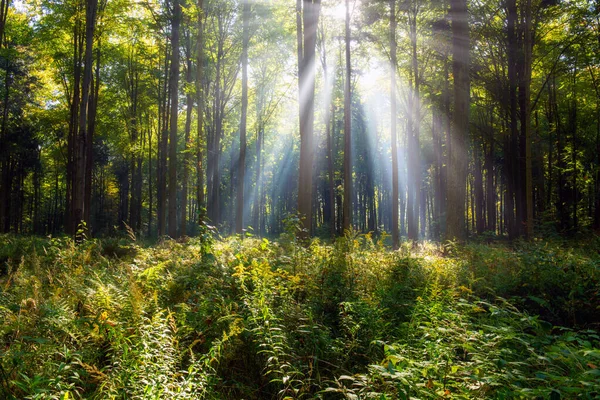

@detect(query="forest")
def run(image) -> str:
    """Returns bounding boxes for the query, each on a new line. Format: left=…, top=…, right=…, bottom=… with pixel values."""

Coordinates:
left=1, top=0, right=600, bottom=398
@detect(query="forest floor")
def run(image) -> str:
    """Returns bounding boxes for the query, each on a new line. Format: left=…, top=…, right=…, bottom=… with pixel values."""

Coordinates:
left=1, top=231, right=600, bottom=399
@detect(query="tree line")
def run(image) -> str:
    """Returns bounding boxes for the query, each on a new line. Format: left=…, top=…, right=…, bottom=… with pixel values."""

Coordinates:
left=0, top=0, right=598, bottom=243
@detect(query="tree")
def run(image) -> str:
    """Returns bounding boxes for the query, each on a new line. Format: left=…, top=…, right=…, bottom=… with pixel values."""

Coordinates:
left=167, top=0, right=181, bottom=238
left=446, top=0, right=469, bottom=241
left=390, top=0, right=399, bottom=249
left=236, top=0, right=249, bottom=235
left=297, top=0, right=321, bottom=238
left=196, top=0, right=205, bottom=226
left=72, top=0, right=99, bottom=238
left=342, top=0, right=352, bottom=233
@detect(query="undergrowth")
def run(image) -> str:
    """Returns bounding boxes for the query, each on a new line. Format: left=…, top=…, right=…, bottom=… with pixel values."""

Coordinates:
left=0, top=232, right=599, bottom=399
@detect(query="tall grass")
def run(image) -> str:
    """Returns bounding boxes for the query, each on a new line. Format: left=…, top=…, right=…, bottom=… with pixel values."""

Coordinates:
left=1, top=233, right=599, bottom=399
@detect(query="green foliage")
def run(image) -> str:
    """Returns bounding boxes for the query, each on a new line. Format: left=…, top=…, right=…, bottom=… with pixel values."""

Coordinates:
left=1, top=234, right=599, bottom=398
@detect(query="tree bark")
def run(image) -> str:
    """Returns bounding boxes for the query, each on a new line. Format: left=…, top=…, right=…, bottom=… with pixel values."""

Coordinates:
left=181, top=28, right=194, bottom=237
left=297, top=0, right=321, bottom=239
left=157, top=39, right=170, bottom=236
left=168, top=0, right=181, bottom=238
left=390, top=0, right=399, bottom=248
left=342, top=0, right=352, bottom=233
left=196, top=0, right=205, bottom=226
left=237, top=0, right=250, bottom=235
left=446, top=0, right=469, bottom=241
left=73, top=0, right=98, bottom=238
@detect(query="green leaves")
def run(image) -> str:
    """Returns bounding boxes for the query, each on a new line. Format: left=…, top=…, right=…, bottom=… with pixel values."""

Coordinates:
left=1, top=235, right=599, bottom=398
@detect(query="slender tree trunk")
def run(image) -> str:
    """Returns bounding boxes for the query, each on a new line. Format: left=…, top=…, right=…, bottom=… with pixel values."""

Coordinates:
left=0, top=59, right=11, bottom=232
left=485, top=110, right=496, bottom=233
left=253, top=119, right=264, bottom=234
left=570, top=63, right=578, bottom=231
left=148, top=120, right=153, bottom=236
left=73, top=0, right=98, bottom=238
left=407, top=11, right=420, bottom=241
left=432, top=110, right=443, bottom=239
left=0, top=0, right=10, bottom=47
left=66, top=11, right=83, bottom=235
left=589, top=67, right=600, bottom=231
left=506, top=0, right=518, bottom=239
left=181, top=29, right=194, bottom=237
left=237, top=0, right=250, bottom=235
left=168, top=0, right=181, bottom=238
left=196, top=0, right=205, bottom=225
left=446, top=0, right=469, bottom=241
left=519, top=0, right=534, bottom=237
left=157, top=41, right=170, bottom=236
left=297, top=0, right=321, bottom=239
left=390, top=0, right=399, bottom=248
left=342, top=0, right=352, bottom=233
left=127, top=50, right=140, bottom=232
left=474, top=139, right=484, bottom=234
left=85, top=42, right=101, bottom=232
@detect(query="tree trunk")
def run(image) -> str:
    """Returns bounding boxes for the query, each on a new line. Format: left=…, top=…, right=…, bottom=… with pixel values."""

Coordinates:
left=474, top=140, right=485, bottom=234
left=85, top=42, right=101, bottom=232
left=237, top=0, right=250, bottom=235
left=485, top=110, right=496, bottom=233
left=297, top=0, right=321, bottom=239
left=196, top=0, right=205, bottom=226
left=446, top=0, right=469, bottom=241
left=342, top=0, right=352, bottom=233
left=73, top=0, right=98, bottom=238
left=66, top=10, right=84, bottom=235
left=390, top=0, right=399, bottom=248
left=519, top=0, right=534, bottom=238
left=407, top=11, right=420, bottom=241
left=157, top=40, right=170, bottom=236
left=168, top=0, right=181, bottom=238
left=181, top=28, right=194, bottom=237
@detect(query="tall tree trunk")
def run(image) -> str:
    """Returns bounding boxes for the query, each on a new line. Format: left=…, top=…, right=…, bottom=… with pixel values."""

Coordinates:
left=589, top=67, right=600, bottom=231
left=342, top=0, right=352, bottom=233
left=237, top=0, right=250, bottom=235
left=446, top=0, right=469, bottom=241
left=127, top=49, right=140, bottom=233
left=0, top=57, right=11, bottom=232
left=485, top=109, right=496, bottom=233
left=196, top=0, right=205, bottom=225
left=73, top=0, right=98, bottom=238
left=66, top=10, right=84, bottom=235
left=85, top=42, right=101, bottom=232
left=148, top=120, right=153, bottom=236
left=474, top=139, right=485, bottom=234
left=390, top=0, right=399, bottom=248
left=506, top=0, right=518, bottom=239
left=157, top=41, right=170, bottom=236
left=297, top=0, right=321, bottom=239
left=570, top=62, right=578, bottom=231
left=519, top=0, right=534, bottom=238
left=181, top=29, right=194, bottom=237
left=407, top=11, right=419, bottom=241
left=432, top=110, right=443, bottom=239
left=0, top=0, right=10, bottom=47
left=253, top=120, right=263, bottom=234
left=168, top=0, right=181, bottom=238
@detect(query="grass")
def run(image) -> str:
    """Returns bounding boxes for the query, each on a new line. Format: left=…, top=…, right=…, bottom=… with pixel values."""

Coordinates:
left=0, top=231, right=599, bottom=399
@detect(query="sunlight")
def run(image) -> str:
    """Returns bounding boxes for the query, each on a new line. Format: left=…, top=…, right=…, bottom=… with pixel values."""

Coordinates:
left=322, top=2, right=346, bottom=21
